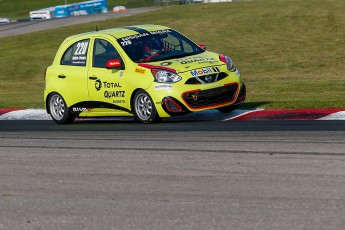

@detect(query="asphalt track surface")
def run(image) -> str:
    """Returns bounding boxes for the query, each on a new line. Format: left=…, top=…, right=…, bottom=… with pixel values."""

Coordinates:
left=0, top=7, right=158, bottom=37
left=2, top=7, right=345, bottom=230
left=1, top=119, right=345, bottom=230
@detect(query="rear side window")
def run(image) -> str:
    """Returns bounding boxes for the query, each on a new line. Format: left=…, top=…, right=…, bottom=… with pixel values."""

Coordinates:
left=61, top=39, right=90, bottom=66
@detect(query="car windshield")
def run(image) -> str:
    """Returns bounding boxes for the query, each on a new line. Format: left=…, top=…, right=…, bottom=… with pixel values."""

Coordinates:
left=117, top=29, right=205, bottom=63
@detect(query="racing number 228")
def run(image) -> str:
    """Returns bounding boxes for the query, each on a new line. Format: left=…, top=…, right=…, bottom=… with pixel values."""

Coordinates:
left=75, top=42, right=88, bottom=55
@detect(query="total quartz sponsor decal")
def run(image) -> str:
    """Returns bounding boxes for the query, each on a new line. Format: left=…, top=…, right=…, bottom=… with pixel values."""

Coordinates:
left=94, top=79, right=125, bottom=101
left=101, top=81, right=122, bottom=89
left=104, top=91, right=125, bottom=99
left=95, top=79, right=122, bottom=91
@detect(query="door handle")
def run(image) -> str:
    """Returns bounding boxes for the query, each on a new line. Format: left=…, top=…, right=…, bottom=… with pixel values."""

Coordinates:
left=58, top=75, right=66, bottom=79
left=89, top=76, right=97, bottom=80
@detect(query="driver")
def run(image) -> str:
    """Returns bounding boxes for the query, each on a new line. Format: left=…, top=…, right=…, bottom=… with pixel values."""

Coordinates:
left=142, top=37, right=164, bottom=58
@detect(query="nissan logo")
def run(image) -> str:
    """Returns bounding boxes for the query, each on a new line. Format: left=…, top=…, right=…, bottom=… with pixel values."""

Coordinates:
left=204, top=75, right=213, bottom=83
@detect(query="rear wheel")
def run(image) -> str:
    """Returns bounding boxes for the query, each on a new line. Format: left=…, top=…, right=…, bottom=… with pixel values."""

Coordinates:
left=48, top=93, right=75, bottom=124
left=132, top=90, right=160, bottom=123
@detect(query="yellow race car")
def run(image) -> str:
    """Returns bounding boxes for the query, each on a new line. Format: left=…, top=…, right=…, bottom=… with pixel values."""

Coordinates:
left=44, top=24, right=246, bottom=124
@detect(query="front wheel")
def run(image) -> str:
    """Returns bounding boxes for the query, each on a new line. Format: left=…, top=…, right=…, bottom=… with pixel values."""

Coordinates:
left=48, top=93, right=75, bottom=124
left=132, top=90, right=160, bottom=124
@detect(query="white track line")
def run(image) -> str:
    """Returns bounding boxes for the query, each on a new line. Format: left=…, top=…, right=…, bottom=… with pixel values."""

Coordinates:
left=318, top=111, right=345, bottom=120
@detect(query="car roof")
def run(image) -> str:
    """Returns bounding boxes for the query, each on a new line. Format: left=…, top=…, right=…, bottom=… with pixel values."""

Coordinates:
left=65, top=24, right=171, bottom=41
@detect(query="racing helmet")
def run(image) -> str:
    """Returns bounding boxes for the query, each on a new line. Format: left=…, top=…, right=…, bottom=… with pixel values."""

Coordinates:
left=142, top=37, right=164, bottom=56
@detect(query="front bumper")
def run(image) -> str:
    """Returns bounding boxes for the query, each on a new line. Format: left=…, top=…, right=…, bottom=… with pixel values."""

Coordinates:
left=159, top=82, right=245, bottom=117
left=182, top=82, right=239, bottom=109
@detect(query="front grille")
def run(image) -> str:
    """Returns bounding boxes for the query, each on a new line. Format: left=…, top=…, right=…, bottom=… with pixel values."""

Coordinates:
left=182, top=83, right=239, bottom=109
left=185, top=72, right=228, bottom=84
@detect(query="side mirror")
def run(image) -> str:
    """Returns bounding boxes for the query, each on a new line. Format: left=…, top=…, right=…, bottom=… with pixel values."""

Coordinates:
left=106, top=59, right=122, bottom=69
left=198, top=43, right=206, bottom=50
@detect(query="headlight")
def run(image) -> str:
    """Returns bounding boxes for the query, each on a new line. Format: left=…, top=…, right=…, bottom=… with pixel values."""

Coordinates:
left=151, top=69, right=182, bottom=83
left=219, top=54, right=237, bottom=72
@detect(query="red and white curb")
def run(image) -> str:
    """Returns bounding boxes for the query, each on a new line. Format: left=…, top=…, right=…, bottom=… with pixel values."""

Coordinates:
left=0, top=108, right=345, bottom=121
left=0, top=109, right=51, bottom=120
left=226, top=108, right=345, bottom=121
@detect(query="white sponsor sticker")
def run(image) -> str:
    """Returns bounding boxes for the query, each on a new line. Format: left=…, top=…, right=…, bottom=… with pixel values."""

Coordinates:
left=155, top=84, right=173, bottom=90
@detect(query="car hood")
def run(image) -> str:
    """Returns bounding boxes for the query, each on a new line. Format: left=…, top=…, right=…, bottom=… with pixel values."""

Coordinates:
left=145, top=52, right=224, bottom=74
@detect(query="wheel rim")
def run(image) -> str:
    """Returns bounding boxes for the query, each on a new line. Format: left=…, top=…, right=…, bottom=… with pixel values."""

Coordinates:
left=135, top=93, right=153, bottom=121
left=49, top=94, right=65, bottom=120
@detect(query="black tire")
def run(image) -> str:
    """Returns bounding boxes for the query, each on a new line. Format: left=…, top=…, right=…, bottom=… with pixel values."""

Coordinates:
left=217, top=104, right=239, bottom=113
left=48, top=93, right=75, bottom=124
left=132, top=90, right=160, bottom=124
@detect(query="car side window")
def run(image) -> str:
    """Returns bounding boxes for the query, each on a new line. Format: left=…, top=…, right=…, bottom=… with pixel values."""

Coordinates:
left=61, top=39, right=90, bottom=66
left=93, top=39, right=122, bottom=68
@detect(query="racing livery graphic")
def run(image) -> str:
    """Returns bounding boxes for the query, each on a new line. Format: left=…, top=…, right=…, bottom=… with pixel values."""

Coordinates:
left=44, top=25, right=246, bottom=124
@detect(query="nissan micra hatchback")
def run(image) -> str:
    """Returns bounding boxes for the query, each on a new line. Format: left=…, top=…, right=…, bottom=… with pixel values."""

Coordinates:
left=44, top=24, right=246, bottom=124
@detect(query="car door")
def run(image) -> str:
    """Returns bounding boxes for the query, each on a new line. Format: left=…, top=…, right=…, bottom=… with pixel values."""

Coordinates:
left=57, top=38, right=90, bottom=107
left=87, top=37, right=131, bottom=116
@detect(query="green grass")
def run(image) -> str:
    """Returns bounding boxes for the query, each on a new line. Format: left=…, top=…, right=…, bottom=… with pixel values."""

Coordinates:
left=1, top=0, right=345, bottom=109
